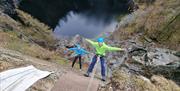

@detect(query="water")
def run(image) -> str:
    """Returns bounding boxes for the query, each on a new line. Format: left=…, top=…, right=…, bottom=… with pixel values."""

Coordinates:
left=54, top=11, right=118, bottom=38
left=19, top=0, right=129, bottom=38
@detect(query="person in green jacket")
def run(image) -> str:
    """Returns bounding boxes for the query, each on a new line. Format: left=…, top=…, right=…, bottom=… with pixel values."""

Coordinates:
left=84, top=37, right=124, bottom=81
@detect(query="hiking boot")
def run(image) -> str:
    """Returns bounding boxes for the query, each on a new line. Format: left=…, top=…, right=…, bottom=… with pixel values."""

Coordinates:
left=101, top=77, right=106, bottom=81
left=71, top=67, right=74, bottom=71
left=84, top=73, right=90, bottom=77
left=79, top=69, right=82, bottom=72
left=101, top=78, right=106, bottom=81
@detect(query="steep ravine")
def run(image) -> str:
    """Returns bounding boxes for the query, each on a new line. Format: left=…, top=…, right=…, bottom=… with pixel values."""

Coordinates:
left=0, top=0, right=180, bottom=91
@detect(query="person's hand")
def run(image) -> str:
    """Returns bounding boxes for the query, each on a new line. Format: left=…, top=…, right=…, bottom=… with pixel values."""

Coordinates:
left=120, top=48, right=126, bottom=52
left=86, top=51, right=90, bottom=54
left=64, top=50, right=68, bottom=54
left=123, top=48, right=126, bottom=51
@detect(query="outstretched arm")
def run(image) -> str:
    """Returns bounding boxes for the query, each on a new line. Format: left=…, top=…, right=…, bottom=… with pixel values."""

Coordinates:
left=82, top=49, right=90, bottom=54
left=64, top=47, right=76, bottom=54
left=106, top=46, right=124, bottom=51
left=69, top=47, right=77, bottom=51
left=85, top=39, right=97, bottom=46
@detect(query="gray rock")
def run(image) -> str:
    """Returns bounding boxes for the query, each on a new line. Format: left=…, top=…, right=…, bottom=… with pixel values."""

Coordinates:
left=174, top=51, right=180, bottom=57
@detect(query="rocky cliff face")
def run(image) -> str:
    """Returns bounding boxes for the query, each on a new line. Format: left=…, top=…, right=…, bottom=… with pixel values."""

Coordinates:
left=98, top=0, right=180, bottom=90
left=97, top=36, right=180, bottom=90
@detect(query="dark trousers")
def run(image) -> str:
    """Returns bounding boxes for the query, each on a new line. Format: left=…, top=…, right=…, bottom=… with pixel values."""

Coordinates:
left=87, top=55, right=106, bottom=77
left=72, top=55, right=82, bottom=69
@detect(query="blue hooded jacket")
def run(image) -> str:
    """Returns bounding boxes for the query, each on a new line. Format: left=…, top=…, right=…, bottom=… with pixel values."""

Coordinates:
left=69, top=44, right=89, bottom=56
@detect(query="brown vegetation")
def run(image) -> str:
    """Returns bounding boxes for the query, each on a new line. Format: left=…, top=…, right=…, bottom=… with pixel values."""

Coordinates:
left=0, top=9, right=64, bottom=62
left=111, top=0, right=180, bottom=50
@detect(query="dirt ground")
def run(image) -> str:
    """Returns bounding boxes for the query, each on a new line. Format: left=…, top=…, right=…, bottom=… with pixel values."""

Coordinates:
left=0, top=48, right=66, bottom=91
left=51, top=71, right=100, bottom=91
left=0, top=48, right=103, bottom=91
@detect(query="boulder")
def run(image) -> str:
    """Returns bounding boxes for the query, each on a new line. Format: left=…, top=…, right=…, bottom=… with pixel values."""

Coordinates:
left=131, top=48, right=179, bottom=66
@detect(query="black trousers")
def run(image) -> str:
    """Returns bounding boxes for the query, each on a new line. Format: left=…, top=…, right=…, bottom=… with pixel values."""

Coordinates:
left=72, top=55, right=82, bottom=69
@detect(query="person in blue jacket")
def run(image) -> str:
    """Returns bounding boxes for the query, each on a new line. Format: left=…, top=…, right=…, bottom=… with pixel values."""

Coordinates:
left=68, top=44, right=89, bottom=70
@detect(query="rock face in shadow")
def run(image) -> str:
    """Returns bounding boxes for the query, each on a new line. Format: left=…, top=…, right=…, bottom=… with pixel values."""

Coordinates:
left=0, top=0, right=21, bottom=15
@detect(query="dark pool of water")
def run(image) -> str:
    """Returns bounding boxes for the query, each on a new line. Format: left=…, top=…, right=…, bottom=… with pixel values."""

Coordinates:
left=19, top=0, right=129, bottom=38
left=54, top=11, right=118, bottom=38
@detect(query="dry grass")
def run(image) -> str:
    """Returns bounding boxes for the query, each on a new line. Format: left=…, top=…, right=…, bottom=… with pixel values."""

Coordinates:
left=15, top=9, right=56, bottom=48
left=106, top=69, right=180, bottom=91
left=0, top=31, right=57, bottom=60
left=0, top=9, right=66, bottom=64
left=111, top=0, right=180, bottom=50
left=0, top=12, right=20, bottom=31
left=151, top=75, right=180, bottom=91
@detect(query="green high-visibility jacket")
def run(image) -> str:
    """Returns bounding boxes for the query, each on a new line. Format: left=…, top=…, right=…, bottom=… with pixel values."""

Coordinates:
left=86, top=39, right=122, bottom=56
